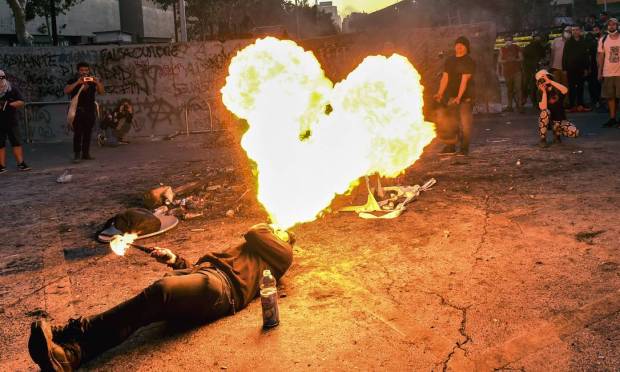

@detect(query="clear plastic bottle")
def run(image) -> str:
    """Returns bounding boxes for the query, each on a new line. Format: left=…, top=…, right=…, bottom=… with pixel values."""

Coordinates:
left=260, top=269, right=279, bottom=328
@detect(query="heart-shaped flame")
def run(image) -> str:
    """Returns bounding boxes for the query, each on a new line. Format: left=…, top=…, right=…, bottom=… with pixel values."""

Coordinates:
left=222, top=37, right=436, bottom=229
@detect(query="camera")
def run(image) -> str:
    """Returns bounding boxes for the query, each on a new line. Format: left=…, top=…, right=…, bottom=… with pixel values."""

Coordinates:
left=83, top=76, right=95, bottom=83
left=537, top=78, right=547, bottom=86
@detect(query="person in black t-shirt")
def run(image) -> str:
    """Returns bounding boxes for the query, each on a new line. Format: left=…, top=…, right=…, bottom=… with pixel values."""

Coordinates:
left=64, top=62, right=105, bottom=162
left=434, top=36, right=476, bottom=156
left=0, top=69, right=30, bottom=173
left=536, top=69, right=580, bottom=148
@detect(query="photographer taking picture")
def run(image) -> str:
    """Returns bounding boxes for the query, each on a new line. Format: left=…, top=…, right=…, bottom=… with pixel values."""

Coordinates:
left=64, top=62, right=104, bottom=163
left=535, top=69, right=579, bottom=148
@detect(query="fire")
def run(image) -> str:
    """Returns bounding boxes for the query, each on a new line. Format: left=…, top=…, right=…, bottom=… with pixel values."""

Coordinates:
left=222, top=37, right=435, bottom=229
left=110, top=233, right=138, bottom=256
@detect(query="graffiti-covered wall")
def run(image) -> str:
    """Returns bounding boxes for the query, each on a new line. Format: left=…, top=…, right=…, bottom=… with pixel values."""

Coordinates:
left=0, top=22, right=497, bottom=143
left=0, top=40, right=251, bottom=142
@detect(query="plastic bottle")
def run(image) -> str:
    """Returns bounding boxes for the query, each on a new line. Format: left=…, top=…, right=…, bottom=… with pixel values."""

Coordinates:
left=260, top=269, right=279, bottom=328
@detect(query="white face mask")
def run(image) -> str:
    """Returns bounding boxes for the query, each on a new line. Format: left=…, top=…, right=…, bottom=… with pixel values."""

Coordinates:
left=610, top=29, right=618, bottom=34
left=505, top=40, right=513, bottom=46
left=563, top=32, right=571, bottom=39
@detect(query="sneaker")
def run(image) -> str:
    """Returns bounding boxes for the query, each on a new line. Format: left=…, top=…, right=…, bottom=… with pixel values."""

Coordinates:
left=602, top=118, right=616, bottom=128
left=17, top=162, right=31, bottom=171
left=28, top=319, right=81, bottom=372
left=439, top=144, right=457, bottom=155
left=538, top=139, right=549, bottom=148
left=0, top=165, right=6, bottom=174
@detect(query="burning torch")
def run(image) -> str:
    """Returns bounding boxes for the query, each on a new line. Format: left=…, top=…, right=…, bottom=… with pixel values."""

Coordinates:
left=109, top=234, right=155, bottom=256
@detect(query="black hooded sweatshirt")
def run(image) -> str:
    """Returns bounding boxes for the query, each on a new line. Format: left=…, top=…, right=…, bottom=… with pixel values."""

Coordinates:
left=168, top=224, right=293, bottom=310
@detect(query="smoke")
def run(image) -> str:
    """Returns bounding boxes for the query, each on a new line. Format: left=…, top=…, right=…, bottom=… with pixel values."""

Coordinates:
left=335, top=0, right=399, bottom=16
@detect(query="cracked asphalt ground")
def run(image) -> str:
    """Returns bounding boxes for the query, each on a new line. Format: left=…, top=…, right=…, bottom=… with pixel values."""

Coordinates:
left=0, top=110, right=619, bottom=371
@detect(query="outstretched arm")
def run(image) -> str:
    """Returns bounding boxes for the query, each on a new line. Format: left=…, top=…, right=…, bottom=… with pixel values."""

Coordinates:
left=150, top=247, right=190, bottom=270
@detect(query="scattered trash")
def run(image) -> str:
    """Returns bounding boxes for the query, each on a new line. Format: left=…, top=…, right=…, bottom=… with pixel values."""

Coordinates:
left=486, top=138, right=510, bottom=143
left=575, top=230, right=605, bottom=245
left=190, top=228, right=206, bottom=232
left=143, top=186, right=175, bottom=209
left=508, top=186, right=514, bottom=191
left=572, top=150, right=583, bottom=154
left=225, top=209, right=235, bottom=218
left=529, top=195, right=535, bottom=199
left=506, top=121, right=511, bottom=124
left=56, top=170, right=73, bottom=183
left=443, top=230, right=450, bottom=238
left=206, top=185, right=222, bottom=192
left=516, top=159, right=521, bottom=166
left=182, top=212, right=204, bottom=220
left=485, top=128, right=492, bottom=131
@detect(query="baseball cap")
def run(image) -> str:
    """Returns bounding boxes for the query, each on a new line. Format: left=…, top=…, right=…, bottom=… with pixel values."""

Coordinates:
left=535, top=69, right=550, bottom=81
left=608, top=17, right=619, bottom=25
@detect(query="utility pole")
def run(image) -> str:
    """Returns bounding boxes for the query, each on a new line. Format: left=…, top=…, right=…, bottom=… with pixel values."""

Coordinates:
left=49, top=0, right=58, bottom=45
left=178, top=0, right=188, bottom=42
left=295, top=0, right=301, bottom=39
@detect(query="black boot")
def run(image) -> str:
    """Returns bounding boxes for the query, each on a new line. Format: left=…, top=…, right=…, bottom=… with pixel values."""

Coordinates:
left=28, top=319, right=82, bottom=372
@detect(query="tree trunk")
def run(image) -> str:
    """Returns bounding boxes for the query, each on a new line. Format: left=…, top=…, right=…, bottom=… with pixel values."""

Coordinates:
left=6, top=0, right=32, bottom=46
left=49, top=0, right=59, bottom=45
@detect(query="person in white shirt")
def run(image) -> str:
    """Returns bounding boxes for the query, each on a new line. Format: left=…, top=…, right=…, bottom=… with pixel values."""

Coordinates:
left=598, top=18, right=620, bottom=127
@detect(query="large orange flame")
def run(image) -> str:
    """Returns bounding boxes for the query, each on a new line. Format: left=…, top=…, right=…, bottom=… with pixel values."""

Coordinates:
left=110, top=233, right=138, bottom=256
left=222, top=37, right=435, bottom=229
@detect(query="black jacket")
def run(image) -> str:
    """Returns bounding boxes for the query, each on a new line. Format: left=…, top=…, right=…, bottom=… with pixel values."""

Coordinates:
left=169, top=224, right=294, bottom=310
left=562, top=37, right=589, bottom=72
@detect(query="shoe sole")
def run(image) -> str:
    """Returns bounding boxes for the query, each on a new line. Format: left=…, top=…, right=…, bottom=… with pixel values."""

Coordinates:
left=28, top=321, right=65, bottom=372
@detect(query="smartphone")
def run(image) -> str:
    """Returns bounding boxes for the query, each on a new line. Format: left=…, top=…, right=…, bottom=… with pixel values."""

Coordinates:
left=83, top=76, right=95, bottom=83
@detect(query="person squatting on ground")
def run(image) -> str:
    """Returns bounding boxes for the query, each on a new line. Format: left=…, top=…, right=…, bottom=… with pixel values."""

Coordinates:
left=0, top=69, right=30, bottom=173
left=498, top=35, right=524, bottom=113
left=598, top=18, right=620, bottom=128
left=64, top=62, right=104, bottom=162
left=434, top=36, right=476, bottom=156
left=28, top=223, right=294, bottom=372
left=562, top=25, right=592, bottom=112
left=99, top=99, right=133, bottom=146
left=536, top=70, right=580, bottom=148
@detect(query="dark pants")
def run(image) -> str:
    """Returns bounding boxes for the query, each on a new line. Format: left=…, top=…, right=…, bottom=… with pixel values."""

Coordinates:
left=587, top=71, right=601, bottom=105
left=567, top=70, right=585, bottom=107
left=522, top=69, right=538, bottom=106
left=73, top=109, right=96, bottom=157
left=78, top=268, right=233, bottom=362
left=436, top=100, right=474, bottom=150
left=0, top=124, right=21, bottom=149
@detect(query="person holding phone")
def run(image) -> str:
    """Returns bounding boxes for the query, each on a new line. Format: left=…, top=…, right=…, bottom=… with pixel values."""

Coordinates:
left=535, top=69, right=579, bottom=148
left=64, top=62, right=104, bottom=163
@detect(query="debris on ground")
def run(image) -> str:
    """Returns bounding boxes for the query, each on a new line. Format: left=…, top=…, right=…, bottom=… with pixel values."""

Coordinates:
left=575, top=230, right=606, bottom=245
left=56, top=170, right=73, bottom=183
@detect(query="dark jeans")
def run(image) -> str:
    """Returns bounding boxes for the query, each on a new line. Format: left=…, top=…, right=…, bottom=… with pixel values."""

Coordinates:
left=587, top=71, right=601, bottom=105
left=78, top=268, right=233, bottom=361
left=522, top=70, right=538, bottom=106
left=73, top=109, right=96, bottom=157
left=0, top=124, right=21, bottom=149
left=436, top=100, right=474, bottom=150
left=567, top=70, right=585, bottom=107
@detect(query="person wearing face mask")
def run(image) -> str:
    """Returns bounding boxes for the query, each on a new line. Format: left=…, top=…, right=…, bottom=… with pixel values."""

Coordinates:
left=64, top=62, right=105, bottom=162
left=434, top=36, right=476, bottom=156
left=562, top=25, right=591, bottom=112
left=598, top=18, right=620, bottom=127
left=0, top=69, right=30, bottom=173
left=498, top=35, right=524, bottom=113
left=550, top=26, right=571, bottom=90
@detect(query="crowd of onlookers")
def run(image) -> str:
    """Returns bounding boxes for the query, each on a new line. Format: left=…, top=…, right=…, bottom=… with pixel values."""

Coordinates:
left=498, top=12, right=618, bottom=118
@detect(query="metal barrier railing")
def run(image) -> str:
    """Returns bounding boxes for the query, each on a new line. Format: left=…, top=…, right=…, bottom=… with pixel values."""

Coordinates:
left=21, top=96, right=228, bottom=143
left=22, top=101, right=70, bottom=143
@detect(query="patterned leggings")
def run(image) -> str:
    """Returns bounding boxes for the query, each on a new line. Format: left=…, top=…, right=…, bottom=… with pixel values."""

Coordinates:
left=538, top=110, right=580, bottom=140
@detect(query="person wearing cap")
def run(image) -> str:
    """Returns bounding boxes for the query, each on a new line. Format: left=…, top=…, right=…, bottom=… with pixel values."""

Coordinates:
left=550, top=26, right=571, bottom=90
left=0, top=69, right=30, bottom=173
left=562, top=25, right=591, bottom=112
left=434, top=36, right=476, bottom=156
left=536, top=69, right=579, bottom=148
left=27, top=223, right=295, bottom=371
left=598, top=17, right=620, bottom=127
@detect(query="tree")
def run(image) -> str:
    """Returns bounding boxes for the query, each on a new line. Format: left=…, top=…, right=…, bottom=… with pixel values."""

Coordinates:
left=5, top=0, right=32, bottom=45
left=25, top=0, right=84, bottom=45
